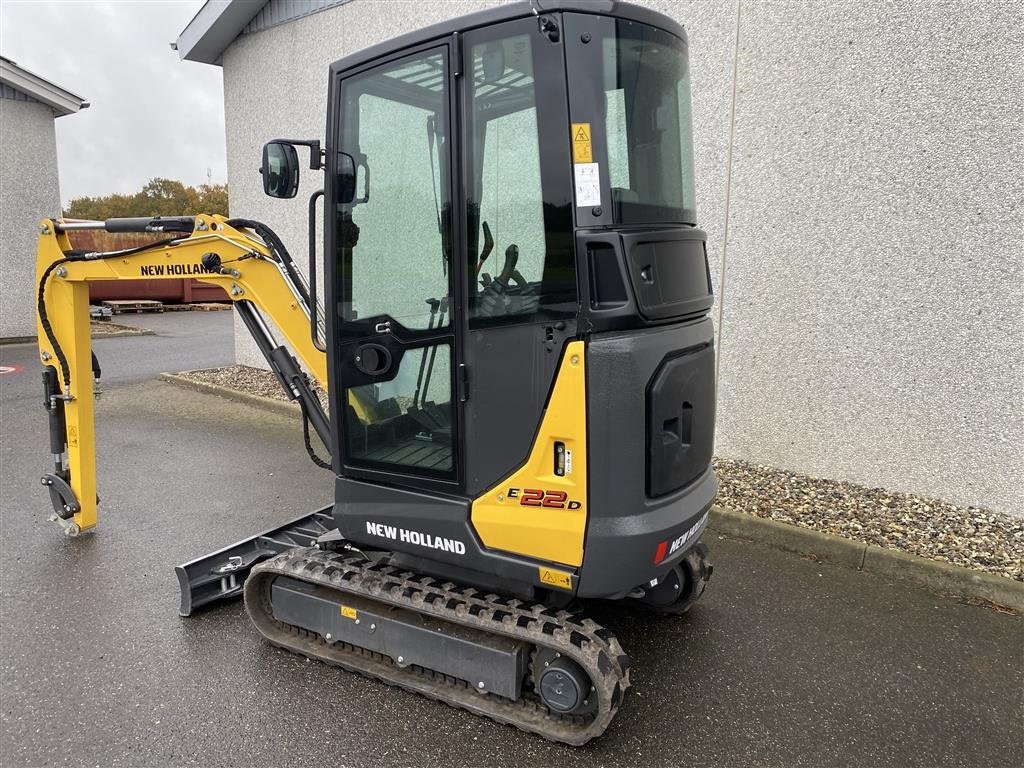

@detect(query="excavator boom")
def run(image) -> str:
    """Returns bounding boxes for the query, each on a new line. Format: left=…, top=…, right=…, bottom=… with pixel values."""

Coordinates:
left=35, top=213, right=328, bottom=535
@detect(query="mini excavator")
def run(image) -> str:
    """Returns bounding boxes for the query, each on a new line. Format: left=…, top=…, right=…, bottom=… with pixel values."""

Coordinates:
left=34, top=1, right=716, bottom=744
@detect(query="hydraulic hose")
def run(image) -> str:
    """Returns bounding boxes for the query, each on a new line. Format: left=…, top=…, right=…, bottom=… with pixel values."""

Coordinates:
left=37, top=256, right=75, bottom=388
left=227, top=218, right=311, bottom=309
left=37, top=238, right=180, bottom=389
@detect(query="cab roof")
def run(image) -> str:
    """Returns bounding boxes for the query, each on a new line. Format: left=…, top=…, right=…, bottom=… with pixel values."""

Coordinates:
left=329, top=1, right=686, bottom=77
left=177, top=0, right=685, bottom=69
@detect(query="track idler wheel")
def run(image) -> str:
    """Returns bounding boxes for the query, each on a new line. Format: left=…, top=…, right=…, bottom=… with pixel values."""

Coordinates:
left=533, top=649, right=598, bottom=716
left=638, top=541, right=713, bottom=616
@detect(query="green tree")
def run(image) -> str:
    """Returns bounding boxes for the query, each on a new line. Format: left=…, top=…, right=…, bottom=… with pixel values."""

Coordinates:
left=196, top=183, right=229, bottom=215
left=64, top=179, right=229, bottom=220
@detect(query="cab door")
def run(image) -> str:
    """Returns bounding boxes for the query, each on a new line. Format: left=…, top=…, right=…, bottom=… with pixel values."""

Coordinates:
left=459, top=18, right=577, bottom=496
left=332, top=44, right=460, bottom=486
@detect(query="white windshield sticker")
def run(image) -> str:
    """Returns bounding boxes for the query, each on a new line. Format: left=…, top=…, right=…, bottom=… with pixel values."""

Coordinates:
left=574, top=163, right=601, bottom=207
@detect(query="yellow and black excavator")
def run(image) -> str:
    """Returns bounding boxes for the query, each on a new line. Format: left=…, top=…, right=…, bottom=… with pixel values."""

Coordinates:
left=34, top=1, right=716, bottom=744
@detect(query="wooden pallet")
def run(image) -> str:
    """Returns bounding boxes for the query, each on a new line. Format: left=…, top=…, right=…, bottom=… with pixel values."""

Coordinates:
left=101, top=300, right=164, bottom=314
left=190, top=302, right=232, bottom=311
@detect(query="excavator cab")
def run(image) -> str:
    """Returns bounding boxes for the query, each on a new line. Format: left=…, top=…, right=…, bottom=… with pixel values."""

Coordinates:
left=35, top=1, right=715, bottom=745
left=309, top=1, right=716, bottom=600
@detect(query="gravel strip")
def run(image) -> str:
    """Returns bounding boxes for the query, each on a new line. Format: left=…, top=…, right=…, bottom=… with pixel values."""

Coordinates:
left=178, top=364, right=328, bottom=411
left=90, top=320, right=150, bottom=336
left=170, top=366, right=1023, bottom=582
left=714, top=458, right=1023, bottom=582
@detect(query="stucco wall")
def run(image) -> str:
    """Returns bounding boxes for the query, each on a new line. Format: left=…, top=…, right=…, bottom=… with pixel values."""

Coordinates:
left=717, top=0, right=1024, bottom=517
left=0, top=98, right=60, bottom=339
left=219, top=0, right=1023, bottom=516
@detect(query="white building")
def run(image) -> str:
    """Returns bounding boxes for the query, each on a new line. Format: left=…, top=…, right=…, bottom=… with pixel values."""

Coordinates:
left=177, top=0, right=1023, bottom=517
left=0, top=56, right=87, bottom=340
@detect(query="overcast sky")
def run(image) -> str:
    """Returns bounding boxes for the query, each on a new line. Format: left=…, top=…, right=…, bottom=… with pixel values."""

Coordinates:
left=0, top=0, right=226, bottom=205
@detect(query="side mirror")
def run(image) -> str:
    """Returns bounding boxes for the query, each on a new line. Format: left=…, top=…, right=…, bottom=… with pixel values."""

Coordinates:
left=261, top=141, right=300, bottom=199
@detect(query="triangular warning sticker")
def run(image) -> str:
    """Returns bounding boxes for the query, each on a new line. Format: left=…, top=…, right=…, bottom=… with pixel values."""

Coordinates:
left=574, top=126, right=590, bottom=142
left=538, top=567, right=572, bottom=590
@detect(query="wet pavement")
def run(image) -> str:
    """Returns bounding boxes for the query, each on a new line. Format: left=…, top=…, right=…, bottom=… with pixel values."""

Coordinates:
left=1, top=313, right=1021, bottom=768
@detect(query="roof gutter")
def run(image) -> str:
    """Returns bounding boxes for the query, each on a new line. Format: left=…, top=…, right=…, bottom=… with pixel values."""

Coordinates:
left=0, top=57, right=88, bottom=117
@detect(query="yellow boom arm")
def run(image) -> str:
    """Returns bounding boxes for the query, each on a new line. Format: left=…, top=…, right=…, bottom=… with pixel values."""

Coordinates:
left=35, top=213, right=328, bottom=535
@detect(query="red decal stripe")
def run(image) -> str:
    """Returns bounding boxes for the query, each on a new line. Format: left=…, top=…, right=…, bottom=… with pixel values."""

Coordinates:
left=654, top=540, right=668, bottom=564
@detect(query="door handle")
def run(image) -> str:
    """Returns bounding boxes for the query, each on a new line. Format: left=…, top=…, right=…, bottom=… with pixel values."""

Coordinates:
left=353, top=343, right=392, bottom=376
left=355, top=158, right=370, bottom=205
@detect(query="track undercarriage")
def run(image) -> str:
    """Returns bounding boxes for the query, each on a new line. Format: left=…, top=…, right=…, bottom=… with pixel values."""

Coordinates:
left=245, top=547, right=632, bottom=745
left=177, top=509, right=711, bottom=744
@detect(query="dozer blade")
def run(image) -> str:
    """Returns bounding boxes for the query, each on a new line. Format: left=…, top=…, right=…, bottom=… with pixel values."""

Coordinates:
left=175, top=507, right=335, bottom=616
left=244, top=547, right=631, bottom=745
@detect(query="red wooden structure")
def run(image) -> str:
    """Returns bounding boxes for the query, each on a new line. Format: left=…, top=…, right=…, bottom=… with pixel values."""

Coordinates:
left=65, top=225, right=229, bottom=304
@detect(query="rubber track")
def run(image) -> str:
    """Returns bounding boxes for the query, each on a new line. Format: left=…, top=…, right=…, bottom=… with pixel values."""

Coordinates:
left=244, top=547, right=631, bottom=745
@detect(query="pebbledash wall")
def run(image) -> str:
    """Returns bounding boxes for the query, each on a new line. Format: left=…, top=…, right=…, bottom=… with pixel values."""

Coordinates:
left=0, top=97, right=58, bottom=339
left=180, top=0, right=1023, bottom=517
left=0, top=66, right=85, bottom=340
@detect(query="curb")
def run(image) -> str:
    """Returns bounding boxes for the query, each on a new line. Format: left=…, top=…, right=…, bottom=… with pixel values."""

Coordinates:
left=159, top=372, right=301, bottom=419
left=3, top=327, right=154, bottom=346
left=93, top=329, right=155, bottom=339
left=709, top=505, right=1023, bottom=613
left=157, top=372, right=1024, bottom=614
left=0, top=335, right=36, bottom=346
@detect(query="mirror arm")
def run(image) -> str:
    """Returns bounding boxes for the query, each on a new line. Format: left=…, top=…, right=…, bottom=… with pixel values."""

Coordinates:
left=270, top=138, right=324, bottom=170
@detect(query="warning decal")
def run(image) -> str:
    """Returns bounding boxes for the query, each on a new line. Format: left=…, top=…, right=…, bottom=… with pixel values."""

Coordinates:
left=340, top=605, right=358, bottom=620
left=538, top=567, right=573, bottom=591
left=571, top=122, right=592, bottom=163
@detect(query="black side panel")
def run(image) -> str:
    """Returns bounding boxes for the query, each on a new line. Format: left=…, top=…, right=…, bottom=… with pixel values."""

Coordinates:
left=334, top=478, right=576, bottom=594
left=647, top=343, right=716, bottom=497
left=622, top=230, right=713, bottom=321
left=462, top=323, right=572, bottom=496
left=576, top=227, right=713, bottom=334
left=579, top=317, right=717, bottom=598
left=587, top=241, right=629, bottom=309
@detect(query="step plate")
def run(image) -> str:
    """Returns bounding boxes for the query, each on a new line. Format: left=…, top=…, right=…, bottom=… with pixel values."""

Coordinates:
left=271, top=577, right=526, bottom=700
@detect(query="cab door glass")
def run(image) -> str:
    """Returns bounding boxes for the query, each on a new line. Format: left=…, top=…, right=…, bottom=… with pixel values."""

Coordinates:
left=345, top=344, right=454, bottom=474
left=337, top=48, right=455, bottom=478
left=340, top=51, right=451, bottom=331
left=466, top=33, right=576, bottom=326
left=479, top=93, right=546, bottom=307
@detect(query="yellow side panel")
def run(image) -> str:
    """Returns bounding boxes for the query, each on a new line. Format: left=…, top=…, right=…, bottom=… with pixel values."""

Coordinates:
left=471, top=341, right=587, bottom=567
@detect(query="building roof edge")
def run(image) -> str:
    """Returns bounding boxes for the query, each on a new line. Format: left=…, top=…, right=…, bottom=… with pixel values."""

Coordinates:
left=175, top=0, right=267, bottom=66
left=0, top=56, right=88, bottom=116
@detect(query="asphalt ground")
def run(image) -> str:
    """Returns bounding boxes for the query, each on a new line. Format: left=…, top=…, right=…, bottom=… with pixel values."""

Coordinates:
left=1, top=312, right=1021, bottom=768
